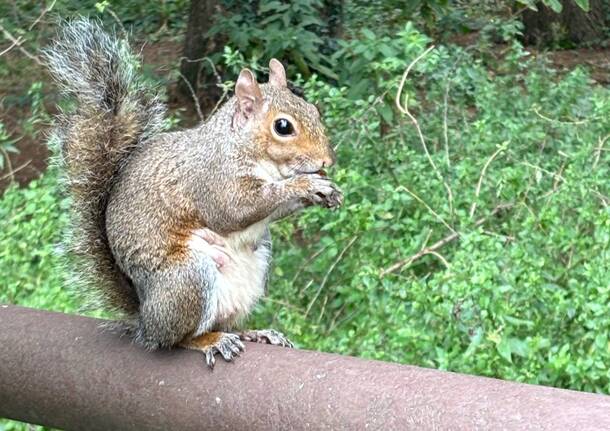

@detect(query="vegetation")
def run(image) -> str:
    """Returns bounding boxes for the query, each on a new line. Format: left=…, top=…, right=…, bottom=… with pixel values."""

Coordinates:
left=1, top=1, right=609, bottom=429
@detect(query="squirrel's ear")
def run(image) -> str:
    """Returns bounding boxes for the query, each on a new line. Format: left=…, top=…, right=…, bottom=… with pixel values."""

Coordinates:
left=268, top=59, right=287, bottom=88
left=234, top=68, right=262, bottom=127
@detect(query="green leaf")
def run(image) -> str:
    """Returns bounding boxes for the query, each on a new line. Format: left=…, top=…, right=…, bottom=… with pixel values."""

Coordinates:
left=508, top=338, right=529, bottom=358
left=259, top=1, right=289, bottom=13
left=516, top=0, right=538, bottom=10
left=497, top=338, right=513, bottom=363
left=361, top=28, right=376, bottom=40
left=464, top=328, right=484, bottom=357
left=543, top=0, right=563, bottom=13
left=378, top=104, right=394, bottom=124
left=379, top=44, right=398, bottom=58
left=573, top=0, right=590, bottom=11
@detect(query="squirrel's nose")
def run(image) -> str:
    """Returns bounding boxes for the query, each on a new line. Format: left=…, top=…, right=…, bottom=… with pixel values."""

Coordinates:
left=322, top=147, right=336, bottom=168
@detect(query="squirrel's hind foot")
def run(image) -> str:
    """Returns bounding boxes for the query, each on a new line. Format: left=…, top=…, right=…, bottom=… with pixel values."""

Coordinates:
left=238, top=329, right=294, bottom=348
left=181, top=331, right=245, bottom=368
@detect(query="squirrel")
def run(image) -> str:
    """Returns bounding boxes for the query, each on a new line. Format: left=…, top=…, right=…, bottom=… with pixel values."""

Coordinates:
left=43, top=19, right=342, bottom=368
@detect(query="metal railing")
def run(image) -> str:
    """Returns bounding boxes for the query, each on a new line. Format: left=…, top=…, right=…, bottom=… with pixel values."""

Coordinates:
left=1, top=305, right=609, bottom=430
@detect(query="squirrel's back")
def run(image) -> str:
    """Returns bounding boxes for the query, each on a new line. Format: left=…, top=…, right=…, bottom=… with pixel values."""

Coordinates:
left=44, top=19, right=166, bottom=314
left=104, top=100, right=243, bottom=276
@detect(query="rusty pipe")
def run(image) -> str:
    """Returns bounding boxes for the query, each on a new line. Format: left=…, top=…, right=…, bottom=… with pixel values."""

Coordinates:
left=0, top=305, right=609, bottom=430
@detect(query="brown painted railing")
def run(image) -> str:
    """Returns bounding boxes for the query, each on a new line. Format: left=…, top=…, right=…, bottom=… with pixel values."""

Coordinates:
left=1, top=305, right=609, bottom=430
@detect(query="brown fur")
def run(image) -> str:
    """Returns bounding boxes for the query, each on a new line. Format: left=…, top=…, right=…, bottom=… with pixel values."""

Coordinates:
left=47, top=20, right=341, bottom=359
left=167, top=213, right=207, bottom=262
left=184, top=331, right=223, bottom=349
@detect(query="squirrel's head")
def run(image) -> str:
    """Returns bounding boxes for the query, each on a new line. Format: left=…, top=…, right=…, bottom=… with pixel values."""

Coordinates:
left=232, top=59, right=335, bottom=179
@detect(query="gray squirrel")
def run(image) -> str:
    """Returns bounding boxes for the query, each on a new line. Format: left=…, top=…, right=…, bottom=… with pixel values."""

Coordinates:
left=44, top=19, right=342, bottom=367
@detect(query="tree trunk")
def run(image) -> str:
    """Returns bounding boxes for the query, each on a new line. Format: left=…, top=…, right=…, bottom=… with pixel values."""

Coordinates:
left=179, top=0, right=221, bottom=108
left=521, top=0, right=607, bottom=46
left=322, top=0, right=344, bottom=39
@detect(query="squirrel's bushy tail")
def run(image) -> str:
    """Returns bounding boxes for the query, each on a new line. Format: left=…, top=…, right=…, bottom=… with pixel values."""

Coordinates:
left=44, top=19, right=165, bottom=315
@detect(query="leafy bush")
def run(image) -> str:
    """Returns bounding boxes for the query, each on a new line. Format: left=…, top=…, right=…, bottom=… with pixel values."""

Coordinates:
left=249, top=29, right=610, bottom=393
left=0, top=171, right=75, bottom=312
left=210, top=0, right=337, bottom=79
left=0, top=82, right=48, bottom=175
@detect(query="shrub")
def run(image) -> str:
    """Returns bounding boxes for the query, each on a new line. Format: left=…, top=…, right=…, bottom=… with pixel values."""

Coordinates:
left=0, top=171, right=75, bottom=312
left=249, top=29, right=610, bottom=393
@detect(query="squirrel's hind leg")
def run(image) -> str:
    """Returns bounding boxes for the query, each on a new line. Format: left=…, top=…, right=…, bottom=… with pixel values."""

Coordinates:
left=134, top=281, right=203, bottom=350
left=238, top=329, right=294, bottom=348
left=132, top=257, right=215, bottom=351
left=181, top=332, right=245, bottom=368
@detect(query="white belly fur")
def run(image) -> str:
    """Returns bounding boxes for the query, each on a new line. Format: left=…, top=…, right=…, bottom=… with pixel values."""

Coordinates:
left=190, top=220, right=270, bottom=333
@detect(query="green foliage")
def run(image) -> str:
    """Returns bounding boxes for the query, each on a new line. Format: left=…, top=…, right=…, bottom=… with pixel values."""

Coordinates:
left=92, top=0, right=189, bottom=35
left=334, top=22, right=432, bottom=124
left=0, top=171, right=75, bottom=312
left=0, top=81, right=48, bottom=173
left=346, top=0, right=452, bottom=37
left=210, top=0, right=336, bottom=79
left=249, top=29, right=610, bottom=393
left=518, top=0, right=591, bottom=13
left=0, top=0, right=187, bottom=47
left=0, top=122, right=19, bottom=171
left=0, top=422, right=45, bottom=431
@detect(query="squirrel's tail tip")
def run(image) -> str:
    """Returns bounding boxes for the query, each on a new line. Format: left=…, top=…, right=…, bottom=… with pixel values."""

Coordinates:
left=43, top=17, right=165, bottom=138
left=43, top=18, right=129, bottom=104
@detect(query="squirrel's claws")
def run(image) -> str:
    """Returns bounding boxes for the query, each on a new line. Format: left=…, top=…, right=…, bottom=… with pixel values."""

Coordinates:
left=239, top=329, right=294, bottom=348
left=183, top=332, right=245, bottom=369
left=302, top=173, right=343, bottom=210
left=206, top=350, right=216, bottom=368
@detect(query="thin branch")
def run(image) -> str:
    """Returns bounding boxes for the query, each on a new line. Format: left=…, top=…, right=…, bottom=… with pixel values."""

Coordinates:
left=520, top=161, right=567, bottom=183
left=305, top=235, right=358, bottom=318
left=591, top=189, right=609, bottom=207
left=28, top=0, right=57, bottom=31
left=328, top=308, right=360, bottom=335
left=176, top=56, right=229, bottom=120
left=0, top=158, right=31, bottom=182
left=0, top=147, right=14, bottom=181
left=469, top=143, right=507, bottom=219
left=292, top=242, right=331, bottom=286
left=105, top=6, right=128, bottom=40
left=198, top=57, right=228, bottom=120
left=207, top=87, right=229, bottom=120
left=425, top=250, right=450, bottom=269
left=539, top=159, right=568, bottom=201
left=261, top=297, right=304, bottom=313
left=440, top=45, right=476, bottom=169
left=395, top=45, right=454, bottom=217
left=593, top=134, right=609, bottom=169
left=395, top=45, right=435, bottom=115
left=0, top=23, right=43, bottom=65
left=397, top=185, right=457, bottom=235
left=380, top=203, right=513, bottom=277
left=442, top=79, right=451, bottom=168
left=177, top=71, right=204, bottom=123
left=0, top=0, right=56, bottom=58
left=0, top=35, right=23, bottom=57
left=317, top=294, right=329, bottom=324
left=532, top=106, right=591, bottom=125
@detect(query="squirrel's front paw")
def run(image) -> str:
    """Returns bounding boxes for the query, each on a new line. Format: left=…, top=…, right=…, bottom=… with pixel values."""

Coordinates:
left=181, top=331, right=245, bottom=369
left=296, top=174, right=343, bottom=210
left=238, top=329, right=294, bottom=348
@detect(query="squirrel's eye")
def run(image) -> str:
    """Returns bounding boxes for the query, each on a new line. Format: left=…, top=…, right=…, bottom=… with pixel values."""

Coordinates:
left=273, top=118, right=295, bottom=137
